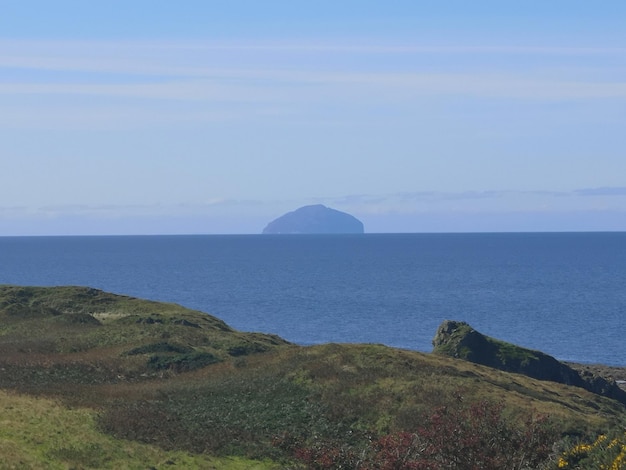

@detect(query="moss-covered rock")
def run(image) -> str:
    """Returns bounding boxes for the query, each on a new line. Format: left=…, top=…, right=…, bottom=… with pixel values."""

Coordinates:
left=432, top=320, right=626, bottom=405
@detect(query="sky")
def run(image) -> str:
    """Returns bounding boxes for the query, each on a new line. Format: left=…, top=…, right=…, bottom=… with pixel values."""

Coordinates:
left=1, top=1, right=625, bottom=235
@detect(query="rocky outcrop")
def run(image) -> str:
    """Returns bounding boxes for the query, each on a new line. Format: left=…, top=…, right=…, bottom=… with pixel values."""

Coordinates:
left=262, top=205, right=364, bottom=234
left=432, top=320, right=626, bottom=405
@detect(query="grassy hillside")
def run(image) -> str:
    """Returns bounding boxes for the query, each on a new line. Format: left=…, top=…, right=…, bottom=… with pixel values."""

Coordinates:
left=0, top=285, right=625, bottom=468
left=0, top=389, right=277, bottom=469
left=0, top=285, right=289, bottom=387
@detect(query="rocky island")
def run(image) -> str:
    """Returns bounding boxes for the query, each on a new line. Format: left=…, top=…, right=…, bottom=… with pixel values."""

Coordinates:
left=262, top=204, right=364, bottom=234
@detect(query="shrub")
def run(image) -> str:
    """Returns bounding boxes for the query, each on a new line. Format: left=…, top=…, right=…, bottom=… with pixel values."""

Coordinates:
left=147, top=351, right=220, bottom=372
left=555, top=431, right=626, bottom=469
left=228, top=342, right=269, bottom=357
left=289, top=398, right=558, bottom=470
left=125, top=342, right=193, bottom=356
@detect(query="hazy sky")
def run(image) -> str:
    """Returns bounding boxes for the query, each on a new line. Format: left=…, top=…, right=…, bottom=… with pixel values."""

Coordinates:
left=2, top=1, right=625, bottom=235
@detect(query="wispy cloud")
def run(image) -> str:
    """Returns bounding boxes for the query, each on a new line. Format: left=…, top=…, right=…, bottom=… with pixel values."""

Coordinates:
left=22, top=198, right=272, bottom=219
left=2, top=71, right=625, bottom=102
left=314, top=187, right=626, bottom=215
left=1, top=39, right=625, bottom=103
left=575, top=187, right=626, bottom=196
left=3, top=186, right=626, bottom=223
left=0, top=38, right=624, bottom=134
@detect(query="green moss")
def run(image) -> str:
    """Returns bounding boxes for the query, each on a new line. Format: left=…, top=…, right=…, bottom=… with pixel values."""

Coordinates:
left=494, top=339, right=539, bottom=367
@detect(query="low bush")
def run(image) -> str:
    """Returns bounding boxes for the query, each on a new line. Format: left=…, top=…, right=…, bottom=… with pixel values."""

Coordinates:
left=147, top=351, right=220, bottom=372
left=125, top=341, right=193, bottom=356
left=554, top=431, right=626, bottom=469
left=288, top=397, right=558, bottom=470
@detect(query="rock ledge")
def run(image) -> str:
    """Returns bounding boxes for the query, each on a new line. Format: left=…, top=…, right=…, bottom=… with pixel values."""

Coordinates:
left=432, top=320, right=626, bottom=405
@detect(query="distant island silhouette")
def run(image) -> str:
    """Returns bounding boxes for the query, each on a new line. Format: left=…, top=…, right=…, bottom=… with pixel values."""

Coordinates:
left=262, top=204, right=364, bottom=234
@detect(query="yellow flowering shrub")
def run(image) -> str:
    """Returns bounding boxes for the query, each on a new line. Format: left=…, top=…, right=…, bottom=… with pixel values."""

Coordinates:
left=556, top=431, right=626, bottom=469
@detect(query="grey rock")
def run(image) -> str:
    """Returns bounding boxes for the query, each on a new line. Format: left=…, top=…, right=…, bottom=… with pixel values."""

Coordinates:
left=432, top=320, right=626, bottom=405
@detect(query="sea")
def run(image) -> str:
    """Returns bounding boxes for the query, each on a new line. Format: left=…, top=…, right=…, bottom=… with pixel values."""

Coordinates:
left=0, top=233, right=624, bottom=366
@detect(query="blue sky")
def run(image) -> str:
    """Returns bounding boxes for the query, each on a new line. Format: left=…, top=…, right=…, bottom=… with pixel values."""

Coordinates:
left=1, top=1, right=625, bottom=235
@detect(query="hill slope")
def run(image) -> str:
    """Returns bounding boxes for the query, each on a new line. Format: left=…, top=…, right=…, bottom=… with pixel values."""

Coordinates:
left=0, top=285, right=625, bottom=468
left=0, top=285, right=289, bottom=383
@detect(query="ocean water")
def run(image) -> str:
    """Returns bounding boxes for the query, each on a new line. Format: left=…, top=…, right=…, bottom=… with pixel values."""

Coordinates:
left=0, top=233, right=624, bottom=366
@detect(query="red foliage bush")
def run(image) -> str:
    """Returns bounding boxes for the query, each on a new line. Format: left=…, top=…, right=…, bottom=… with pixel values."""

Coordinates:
left=288, top=398, right=557, bottom=470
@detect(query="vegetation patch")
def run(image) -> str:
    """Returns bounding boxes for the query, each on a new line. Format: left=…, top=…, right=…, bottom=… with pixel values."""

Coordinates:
left=147, top=351, right=221, bottom=372
left=0, top=389, right=277, bottom=469
left=555, top=431, right=626, bottom=469
left=227, top=341, right=270, bottom=357
left=495, top=338, right=538, bottom=367
left=125, top=341, right=194, bottom=356
left=47, top=312, right=102, bottom=326
left=1, top=286, right=626, bottom=468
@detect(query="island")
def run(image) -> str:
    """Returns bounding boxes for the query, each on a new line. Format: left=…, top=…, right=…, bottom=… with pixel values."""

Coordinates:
left=262, top=204, right=364, bottom=234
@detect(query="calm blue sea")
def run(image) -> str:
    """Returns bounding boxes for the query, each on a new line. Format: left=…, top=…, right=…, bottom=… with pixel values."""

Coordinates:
left=0, top=233, right=624, bottom=366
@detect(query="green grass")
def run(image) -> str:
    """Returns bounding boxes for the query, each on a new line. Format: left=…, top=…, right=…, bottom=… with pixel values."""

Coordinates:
left=96, top=343, right=626, bottom=461
left=0, top=389, right=278, bottom=469
left=0, top=284, right=290, bottom=383
left=1, top=285, right=625, bottom=468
